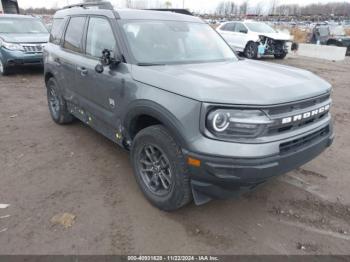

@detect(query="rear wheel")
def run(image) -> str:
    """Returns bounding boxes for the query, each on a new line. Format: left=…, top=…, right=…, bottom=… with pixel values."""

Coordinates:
left=131, top=125, right=192, bottom=211
left=46, top=78, right=74, bottom=124
left=244, top=42, right=258, bottom=59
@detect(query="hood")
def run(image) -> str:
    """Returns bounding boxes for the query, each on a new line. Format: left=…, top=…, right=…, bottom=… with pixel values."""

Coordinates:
left=259, top=32, right=291, bottom=41
left=0, top=33, right=49, bottom=43
left=131, top=60, right=331, bottom=105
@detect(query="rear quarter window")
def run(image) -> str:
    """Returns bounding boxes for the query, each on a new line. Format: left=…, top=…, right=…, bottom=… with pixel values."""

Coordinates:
left=221, top=23, right=235, bottom=32
left=50, top=18, right=65, bottom=45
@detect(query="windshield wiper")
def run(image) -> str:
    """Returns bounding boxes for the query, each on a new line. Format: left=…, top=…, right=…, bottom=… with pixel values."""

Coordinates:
left=137, top=62, right=166, bottom=66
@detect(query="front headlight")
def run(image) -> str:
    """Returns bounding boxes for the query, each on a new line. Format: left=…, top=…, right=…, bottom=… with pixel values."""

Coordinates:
left=206, top=109, right=272, bottom=139
left=0, top=39, right=24, bottom=51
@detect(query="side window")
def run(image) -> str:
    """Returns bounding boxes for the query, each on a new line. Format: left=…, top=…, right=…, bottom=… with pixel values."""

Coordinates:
left=222, top=23, right=235, bottom=32
left=86, top=17, right=116, bottom=58
left=63, top=16, right=86, bottom=53
left=50, top=18, right=64, bottom=45
left=235, top=23, right=248, bottom=33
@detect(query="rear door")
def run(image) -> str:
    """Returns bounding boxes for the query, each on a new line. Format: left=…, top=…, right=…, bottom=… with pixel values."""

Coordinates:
left=74, top=15, right=124, bottom=128
left=59, top=16, right=87, bottom=101
left=217, top=22, right=237, bottom=48
left=233, top=22, right=249, bottom=51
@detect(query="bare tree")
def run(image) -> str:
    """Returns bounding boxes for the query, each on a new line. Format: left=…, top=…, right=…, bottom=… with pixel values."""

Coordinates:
left=254, top=1, right=263, bottom=16
left=239, top=1, right=248, bottom=16
left=216, top=1, right=235, bottom=16
left=269, top=0, right=279, bottom=15
left=165, top=1, right=172, bottom=9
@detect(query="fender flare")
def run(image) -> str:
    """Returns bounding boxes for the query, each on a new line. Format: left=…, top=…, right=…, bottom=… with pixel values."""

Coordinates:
left=123, top=100, right=189, bottom=149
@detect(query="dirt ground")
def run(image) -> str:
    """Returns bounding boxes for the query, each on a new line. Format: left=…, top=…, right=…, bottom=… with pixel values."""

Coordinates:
left=0, top=56, right=350, bottom=255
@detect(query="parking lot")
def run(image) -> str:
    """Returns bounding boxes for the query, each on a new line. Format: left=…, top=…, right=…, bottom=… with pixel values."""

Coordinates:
left=0, top=56, right=350, bottom=255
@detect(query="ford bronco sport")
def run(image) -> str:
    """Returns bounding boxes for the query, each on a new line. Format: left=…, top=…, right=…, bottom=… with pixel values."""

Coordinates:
left=44, top=2, right=334, bottom=211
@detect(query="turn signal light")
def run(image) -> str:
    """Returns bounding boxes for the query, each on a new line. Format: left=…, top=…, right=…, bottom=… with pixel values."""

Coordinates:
left=188, top=157, right=201, bottom=167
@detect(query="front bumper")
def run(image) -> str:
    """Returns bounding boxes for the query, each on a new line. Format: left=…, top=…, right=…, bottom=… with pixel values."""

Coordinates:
left=0, top=48, right=43, bottom=67
left=185, top=124, right=334, bottom=205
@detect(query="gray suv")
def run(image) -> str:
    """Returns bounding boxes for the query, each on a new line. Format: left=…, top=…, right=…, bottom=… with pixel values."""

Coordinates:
left=44, top=2, right=334, bottom=211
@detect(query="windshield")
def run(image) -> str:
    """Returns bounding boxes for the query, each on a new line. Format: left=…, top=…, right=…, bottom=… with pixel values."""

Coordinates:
left=245, top=22, right=276, bottom=33
left=121, top=20, right=237, bottom=65
left=0, top=18, right=48, bottom=34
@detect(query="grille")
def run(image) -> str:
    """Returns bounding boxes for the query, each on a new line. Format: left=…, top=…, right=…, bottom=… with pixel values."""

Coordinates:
left=21, top=44, right=44, bottom=53
left=266, top=93, right=330, bottom=116
left=268, top=111, right=328, bottom=135
left=264, top=93, right=331, bottom=136
left=279, top=126, right=330, bottom=155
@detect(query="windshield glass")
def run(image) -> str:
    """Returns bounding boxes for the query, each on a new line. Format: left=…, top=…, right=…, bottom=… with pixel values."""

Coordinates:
left=245, top=22, right=276, bottom=33
left=121, top=20, right=237, bottom=65
left=0, top=18, right=48, bottom=34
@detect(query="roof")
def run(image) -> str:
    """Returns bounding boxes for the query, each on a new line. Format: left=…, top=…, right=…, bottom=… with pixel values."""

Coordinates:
left=54, top=8, right=203, bottom=23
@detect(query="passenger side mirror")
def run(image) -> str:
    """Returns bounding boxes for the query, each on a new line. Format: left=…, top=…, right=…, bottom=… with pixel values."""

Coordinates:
left=240, top=30, right=248, bottom=34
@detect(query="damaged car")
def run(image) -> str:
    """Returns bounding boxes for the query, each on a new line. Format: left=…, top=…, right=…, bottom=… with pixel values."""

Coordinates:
left=45, top=4, right=333, bottom=211
left=217, top=21, right=291, bottom=59
left=310, top=25, right=350, bottom=56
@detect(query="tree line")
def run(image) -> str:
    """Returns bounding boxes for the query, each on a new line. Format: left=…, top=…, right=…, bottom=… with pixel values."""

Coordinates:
left=216, top=1, right=350, bottom=16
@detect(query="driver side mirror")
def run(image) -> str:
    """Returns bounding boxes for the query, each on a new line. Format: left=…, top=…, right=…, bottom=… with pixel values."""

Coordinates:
left=95, top=49, right=121, bottom=74
left=240, top=30, right=248, bottom=34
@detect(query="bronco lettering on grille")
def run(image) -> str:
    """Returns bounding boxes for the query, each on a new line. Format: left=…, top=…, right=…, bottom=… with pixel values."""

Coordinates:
left=281, top=104, right=330, bottom=124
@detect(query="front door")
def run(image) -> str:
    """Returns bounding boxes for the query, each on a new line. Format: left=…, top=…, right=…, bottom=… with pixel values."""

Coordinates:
left=74, top=16, right=123, bottom=129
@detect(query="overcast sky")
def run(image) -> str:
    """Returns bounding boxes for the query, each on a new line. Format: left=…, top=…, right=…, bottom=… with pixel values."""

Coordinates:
left=17, top=0, right=350, bottom=13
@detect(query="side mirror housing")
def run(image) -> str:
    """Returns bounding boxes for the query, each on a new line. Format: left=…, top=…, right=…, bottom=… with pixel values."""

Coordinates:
left=101, top=49, right=121, bottom=66
left=95, top=49, right=121, bottom=73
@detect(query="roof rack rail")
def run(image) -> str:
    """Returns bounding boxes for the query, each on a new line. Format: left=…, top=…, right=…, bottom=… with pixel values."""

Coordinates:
left=147, top=9, right=193, bottom=16
left=62, top=1, right=114, bottom=10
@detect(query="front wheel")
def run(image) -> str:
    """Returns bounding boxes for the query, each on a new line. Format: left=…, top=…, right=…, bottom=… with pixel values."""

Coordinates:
left=0, top=59, right=10, bottom=76
left=131, top=125, right=192, bottom=211
left=274, top=52, right=287, bottom=59
left=244, top=42, right=258, bottom=59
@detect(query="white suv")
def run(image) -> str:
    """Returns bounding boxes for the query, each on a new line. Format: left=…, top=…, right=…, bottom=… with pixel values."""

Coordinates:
left=217, top=21, right=290, bottom=59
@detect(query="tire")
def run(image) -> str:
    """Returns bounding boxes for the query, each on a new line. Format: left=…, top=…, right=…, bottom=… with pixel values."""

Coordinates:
left=46, top=78, right=74, bottom=124
left=244, top=42, right=258, bottom=59
left=131, top=125, right=192, bottom=211
left=0, top=59, right=10, bottom=76
left=274, top=52, right=287, bottom=59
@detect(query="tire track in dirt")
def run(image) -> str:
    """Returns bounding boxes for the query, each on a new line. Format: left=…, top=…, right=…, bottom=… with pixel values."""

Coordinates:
left=269, top=194, right=350, bottom=237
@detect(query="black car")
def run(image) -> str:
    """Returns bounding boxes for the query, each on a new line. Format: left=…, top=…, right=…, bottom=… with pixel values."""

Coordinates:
left=311, top=25, right=350, bottom=55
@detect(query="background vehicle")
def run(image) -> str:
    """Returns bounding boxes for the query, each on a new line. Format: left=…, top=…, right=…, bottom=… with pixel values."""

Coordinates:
left=0, top=0, right=19, bottom=14
left=217, top=21, right=291, bottom=59
left=0, top=14, right=49, bottom=75
left=310, top=25, right=350, bottom=56
left=44, top=3, right=333, bottom=211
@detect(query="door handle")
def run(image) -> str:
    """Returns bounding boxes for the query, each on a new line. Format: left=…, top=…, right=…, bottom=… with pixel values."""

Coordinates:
left=77, top=66, right=88, bottom=76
